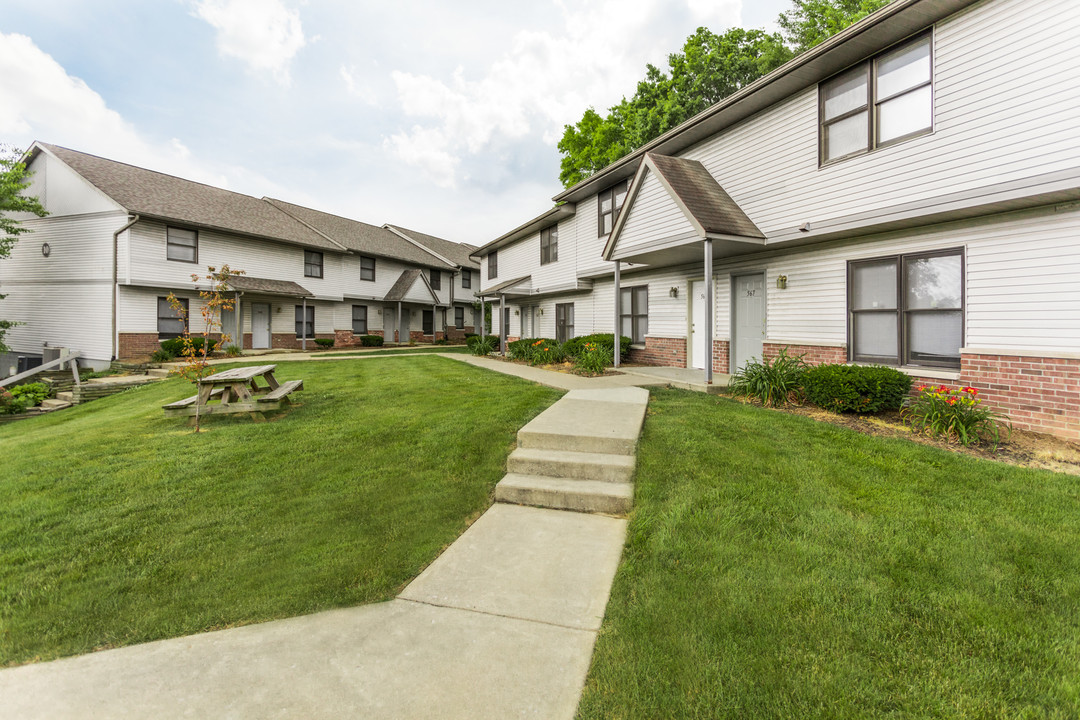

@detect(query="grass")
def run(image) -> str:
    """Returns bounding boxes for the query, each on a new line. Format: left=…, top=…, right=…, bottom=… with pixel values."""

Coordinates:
left=314, top=346, right=470, bottom=358
left=578, top=389, right=1080, bottom=719
left=0, top=356, right=560, bottom=666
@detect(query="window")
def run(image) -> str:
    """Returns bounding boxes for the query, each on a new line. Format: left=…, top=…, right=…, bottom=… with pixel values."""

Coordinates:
left=423, top=310, right=434, bottom=335
left=555, top=303, right=575, bottom=344
left=166, top=227, right=197, bottom=263
left=360, top=256, right=375, bottom=281
left=598, top=180, right=629, bottom=236
left=430, top=269, right=441, bottom=290
left=620, top=286, right=649, bottom=344
left=157, top=297, right=187, bottom=338
left=295, top=305, right=315, bottom=338
left=820, top=33, right=932, bottom=164
left=848, top=248, right=963, bottom=369
left=540, top=225, right=558, bottom=265
left=461, top=269, right=472, bottom=289
left=455, top=306, right=465, bottom=329
left=304, top=251, right=323, bottom=278
left=488, top=250, right=498, bottom=279
left=352, top=305, right=367, bottom=334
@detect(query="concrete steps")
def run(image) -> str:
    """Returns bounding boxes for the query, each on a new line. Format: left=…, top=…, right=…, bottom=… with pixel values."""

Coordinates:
left=146, top=368, right=171, bottom=379
left=496, top=386, right=649, bottom=517
left=55, top=391, right=74, bottom=402
left=39, top=398, right=72, bottom=411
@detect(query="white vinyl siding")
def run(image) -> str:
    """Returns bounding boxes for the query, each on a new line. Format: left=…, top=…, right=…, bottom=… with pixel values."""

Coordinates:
left=615, top=168, right=698, bottom=256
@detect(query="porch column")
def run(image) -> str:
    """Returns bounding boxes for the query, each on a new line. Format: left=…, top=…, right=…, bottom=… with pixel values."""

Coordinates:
left=613, top=260, right=621, bottom=368
left=302, top=297, right=308, bottom=351
left=499, top=293, right=507, bottom=355
left=704, top=239, right=713, bottom=384
left=479, top=297, right=486, bottom=335
left=432, top=303, right=437, bottom=341
left=397, top=301, right=402, bottom=344
left=234, top=292, right=241, bottom=349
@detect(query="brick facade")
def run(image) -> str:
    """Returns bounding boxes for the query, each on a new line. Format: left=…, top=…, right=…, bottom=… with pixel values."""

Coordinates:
left=712, top=340, right=730, bottom=374
left=447, top=325, right=475, bottom=341
left=241, top=333, right=335, bottom=350
left=763, top=342, right=847, bottom=365
left=118, top=333, right=163, bottom=358
left=628, top=336, right=687, bottom=367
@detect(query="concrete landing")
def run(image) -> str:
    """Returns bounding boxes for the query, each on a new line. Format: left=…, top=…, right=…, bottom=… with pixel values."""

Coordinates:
left=614, top=365, right=729, bottom=394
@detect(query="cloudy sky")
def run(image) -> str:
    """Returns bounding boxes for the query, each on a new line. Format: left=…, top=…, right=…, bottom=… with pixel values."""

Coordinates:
left=1, top=0, right=789, bottom=244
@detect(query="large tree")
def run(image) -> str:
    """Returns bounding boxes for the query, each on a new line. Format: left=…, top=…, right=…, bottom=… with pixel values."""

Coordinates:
left=1, top=145, right=48, bottom=353
left=556, top=0, right=893, bottom=188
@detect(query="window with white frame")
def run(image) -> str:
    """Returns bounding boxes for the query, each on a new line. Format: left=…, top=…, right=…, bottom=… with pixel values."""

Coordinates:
left=166, top=227, right=198, bottom=263
left=352, top=305, right=367, bottom=334
left=430, top=269, right=441, bottom=290
left=461, top=269, right=472, bottom=289
left=295, top=305, right=315, bottom=338
left=848, top=248, right=963, bottom=369
left=360, top=256, right=375, bottom=281
left=820, top=33, right=932, bottom=164
left=157, top=297, right=187, bottom=337
left=304, top=251, right=323, bottom=278
left=540, top=225, right=558, bottom=265
left=619, top=286, right=649, bottom=344
left=598, top=180, right=629, bottom=236
left=488, top=251, right=498, bottom=279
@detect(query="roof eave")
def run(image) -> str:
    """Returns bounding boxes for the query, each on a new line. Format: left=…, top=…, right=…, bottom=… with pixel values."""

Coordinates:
left=470, top=204, right=577, bottom=259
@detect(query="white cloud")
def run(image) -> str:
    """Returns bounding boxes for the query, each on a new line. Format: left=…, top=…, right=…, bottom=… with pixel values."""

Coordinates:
left=192, top=0, right=307, bottom=86
left=340, top=64, right=379, bottom=106
left=384, top=0, right=741, bottom=186
left=384, top=126, right=461, bottom=189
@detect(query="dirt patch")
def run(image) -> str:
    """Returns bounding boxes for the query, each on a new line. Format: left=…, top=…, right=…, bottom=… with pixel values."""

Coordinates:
left=731, top=398, right=1080, bottom=476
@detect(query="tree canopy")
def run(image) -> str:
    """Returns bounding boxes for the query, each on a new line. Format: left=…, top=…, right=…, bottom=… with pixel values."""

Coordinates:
left=556, top=0, right=892, bottom=188
left=1, top=144, right=48, bottom=353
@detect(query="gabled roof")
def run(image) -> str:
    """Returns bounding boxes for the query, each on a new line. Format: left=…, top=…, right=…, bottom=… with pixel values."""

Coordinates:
left=227, top=275, right=311, bottom=297
left=554, top=0, right=981, bottom=205
left=264, top=199, right=455, bottom=269
left=383, top=268, right=440, bottom=304
left=604, top=153, right=764, bottom=261
left=478, top=275, right=532, bottom=297
left=33, top=143, right=344, bottom=252
left=385, top=225, right=480, bottom=269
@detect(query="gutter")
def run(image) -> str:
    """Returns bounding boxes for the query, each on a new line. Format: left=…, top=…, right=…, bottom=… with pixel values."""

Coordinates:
left=112, top=214, right=140, bottom=360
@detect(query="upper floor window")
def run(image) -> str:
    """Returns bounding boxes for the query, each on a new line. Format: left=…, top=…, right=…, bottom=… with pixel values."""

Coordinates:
left=166, top=227, right=197, bottom=263
left=540, top=225, right=558, bottom=265
left=848, top=248, right=963, bottom=369
left=619, top=286, right=649, bottom=344
left=430, top=269, right=441, bottom=290
left=820, top=33, right=932, bottom=165
left=304, top=251, right=323, bottom=278
left=488, top=250, right=498, bottom=279
left=461, top=269, right=472, bottom=289
left=360, top=255, right=375, bottom=281
left=598, top=180, right=629, bottom=236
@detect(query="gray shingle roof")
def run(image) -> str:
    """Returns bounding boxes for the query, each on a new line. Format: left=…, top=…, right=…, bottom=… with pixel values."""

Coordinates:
left=265, top=199, right=455, bottom=269
left=383, top=268, right=439, bottom=303
left=39, top=144, right=344, bottom=251
left=226, top=275, right=311, bottom=297
left=479, top=275, right=532, bottom=296
left=646, top=154, right=765, bottom=239
left=386, top=224, right=480, bottom=269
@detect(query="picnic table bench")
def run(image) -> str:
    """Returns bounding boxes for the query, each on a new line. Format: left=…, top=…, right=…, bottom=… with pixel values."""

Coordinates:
left=163, top=364, right=303, bottom=419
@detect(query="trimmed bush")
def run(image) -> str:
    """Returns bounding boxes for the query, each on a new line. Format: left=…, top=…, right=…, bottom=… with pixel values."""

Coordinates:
left=314, top=338, right=335, bottom=348
left=359, top=335, right=384, bottom=347
left=803, top=363, right=912, bottom=414
left=159, top=337, right=217, bottom=358
left=728, top=348, right=808, bottom=407
left=562, top=333, right=631, bottom=360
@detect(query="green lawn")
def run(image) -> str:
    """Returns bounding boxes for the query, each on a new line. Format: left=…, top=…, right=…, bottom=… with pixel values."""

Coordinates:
left=578, top=389, right=1080, bottom=719
left=0, top=356, right=560, bottom=666
left=315, top=345, right=470, bottom=357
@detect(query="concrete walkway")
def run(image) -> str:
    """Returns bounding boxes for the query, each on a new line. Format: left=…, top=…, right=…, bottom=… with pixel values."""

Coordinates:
left=0, top=385, right=649, bottom=719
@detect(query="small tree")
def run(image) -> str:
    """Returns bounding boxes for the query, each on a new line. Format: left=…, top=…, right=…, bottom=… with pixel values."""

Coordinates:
left=1, top=144, right=49, bottom=353
left=166, top=264, right=244, bottom=431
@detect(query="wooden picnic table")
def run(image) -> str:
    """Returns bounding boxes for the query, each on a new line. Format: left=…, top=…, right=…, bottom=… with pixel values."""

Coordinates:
left=163, top=364, right=303, bottom=419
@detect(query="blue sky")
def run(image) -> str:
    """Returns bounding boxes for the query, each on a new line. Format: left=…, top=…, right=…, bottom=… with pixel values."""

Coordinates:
left=1, top=0, right=790, bottom=244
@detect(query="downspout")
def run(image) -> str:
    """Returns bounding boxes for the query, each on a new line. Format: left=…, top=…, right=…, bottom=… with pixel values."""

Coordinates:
left=112, top=214, right=140, bottom=360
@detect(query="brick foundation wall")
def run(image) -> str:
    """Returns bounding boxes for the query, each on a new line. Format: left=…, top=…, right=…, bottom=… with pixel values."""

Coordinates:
left=447, top=326, right=475, bottom=341
left=959, top=354, right=1080, bottom=441
left=712, top=340, right=730, bottom=374
left=118, top=333, right=162, bottom=358
left=241, top=333, right=334, bottom=350
left=763, top=342, right=847, bottom=365
left=628, top=336, right=687, bottom=367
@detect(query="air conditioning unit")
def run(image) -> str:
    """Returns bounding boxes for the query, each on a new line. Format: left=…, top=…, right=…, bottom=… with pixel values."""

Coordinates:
left=42, top=346, right=67, bottom=364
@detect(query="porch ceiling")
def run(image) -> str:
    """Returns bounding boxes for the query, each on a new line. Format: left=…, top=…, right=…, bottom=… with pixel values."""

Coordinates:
left=611, top=235, right=766, bottom=267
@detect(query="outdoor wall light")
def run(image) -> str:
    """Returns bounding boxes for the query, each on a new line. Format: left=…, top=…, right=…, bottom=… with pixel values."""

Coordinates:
left=669, top=287, right=679, bottom=298
left=799, top=222, right=811, bottom=233
left=41, top=242, right=51, bottom=257
left=776, top=274, right=788, bottom=290
left=514, top=310, right=520, bottom=315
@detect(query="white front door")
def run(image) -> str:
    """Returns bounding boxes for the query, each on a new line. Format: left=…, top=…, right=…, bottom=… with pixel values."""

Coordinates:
left=690, top=280, right=707, bottom=369
left=732, top=273, right=765, bottom=372
left=252, top=303, right=271, bottom=349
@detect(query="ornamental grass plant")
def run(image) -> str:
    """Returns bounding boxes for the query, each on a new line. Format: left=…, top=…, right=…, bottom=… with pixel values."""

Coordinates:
left=901, top=385, right=1010, bottom=449
left=727, top=348, right=808, bottom=407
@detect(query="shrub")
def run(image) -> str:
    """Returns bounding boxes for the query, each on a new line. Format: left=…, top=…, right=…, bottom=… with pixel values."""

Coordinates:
left=150, top=349, right=174, bottom=363
left=507, top=337, right=543, bottom=361
left=575, top=341, right=611, bottom=374
left=902, top=385, right=1010, bottom=448
left=224, top=345, right=243, bottom=358
left=359, top=335, right=384, bottom=347
left=467, top=334, right=498, bottom=356
left=563, top=333, right=631, bottom=361
left=1, top=382, right=51, bottom=414
left=160, top=336, right=217, bottom=358
left=314, top=338, right=335, bottom=348
left=803, top=364, right=912, bottom=413
left=434, top=338, right=449, bottom=345
left=728, top=348, right=808, bottom=407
